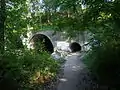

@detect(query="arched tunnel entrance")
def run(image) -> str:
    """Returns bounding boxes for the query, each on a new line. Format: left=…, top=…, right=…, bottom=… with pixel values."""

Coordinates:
left=69, top=42, right=81, bottom=53
left=29, top=34, right=54, bottom=54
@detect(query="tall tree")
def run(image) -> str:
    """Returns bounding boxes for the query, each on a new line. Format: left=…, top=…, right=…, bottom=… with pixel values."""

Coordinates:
left=0, top=0, right=6, bottom=54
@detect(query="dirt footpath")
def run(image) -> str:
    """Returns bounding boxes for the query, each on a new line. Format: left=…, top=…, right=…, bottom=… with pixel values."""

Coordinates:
left=57, top=52, right=98, bottom=90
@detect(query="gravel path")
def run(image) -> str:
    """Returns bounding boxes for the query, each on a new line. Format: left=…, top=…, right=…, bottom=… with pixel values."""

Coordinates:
left=57, top=52, right=98, bottom=90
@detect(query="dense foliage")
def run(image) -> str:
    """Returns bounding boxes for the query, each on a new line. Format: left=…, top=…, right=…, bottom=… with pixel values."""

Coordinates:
left=0, top=49, right=59, bottom=89
left=0, top=0, right=60, bottom=89
left=42, top=0, right=120, bottom=88
left=1, top=0, right=120, bottom=89
left=82, top=0, right=120, bottom=88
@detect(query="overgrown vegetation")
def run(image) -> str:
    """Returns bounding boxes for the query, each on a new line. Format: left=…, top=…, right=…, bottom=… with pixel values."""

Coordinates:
left=1, top=0, right=120, bottom=89
left=0, top=49, right=60, bottom=89
left=84, top=44, right=120, bottom=87
left=42, top=0, right=120, bottom=88
left=82, top=0, right=120, bottom=88
left=0, top=0, right=60, bottom=89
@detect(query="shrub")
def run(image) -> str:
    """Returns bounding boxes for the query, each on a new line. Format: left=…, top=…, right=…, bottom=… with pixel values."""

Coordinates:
left=83, top=43, right=120, bottom=88
left=0, top=49, right=60, bottom=89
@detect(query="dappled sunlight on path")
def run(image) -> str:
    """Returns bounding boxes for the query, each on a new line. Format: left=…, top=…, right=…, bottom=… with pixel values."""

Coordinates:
left=57, top=52, right=98, bottom=90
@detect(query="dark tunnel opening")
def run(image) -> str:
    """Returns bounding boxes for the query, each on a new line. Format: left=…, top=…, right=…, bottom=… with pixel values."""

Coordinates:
left=69, top=42, right=81, bottom=53
left=29, top=34, right=54, bottom=54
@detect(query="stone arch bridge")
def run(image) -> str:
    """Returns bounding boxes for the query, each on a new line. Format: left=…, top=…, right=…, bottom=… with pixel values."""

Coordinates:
left=21, top=30, right=91, bottom=54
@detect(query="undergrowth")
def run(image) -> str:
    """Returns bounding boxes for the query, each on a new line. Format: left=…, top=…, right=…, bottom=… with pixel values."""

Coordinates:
left=83, top=44, right=120, bottom=89
left=0, top=49, right=60, bottom=90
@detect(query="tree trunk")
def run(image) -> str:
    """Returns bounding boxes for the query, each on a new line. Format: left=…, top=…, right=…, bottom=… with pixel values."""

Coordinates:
left=0, top=0, right=5, bottom=54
